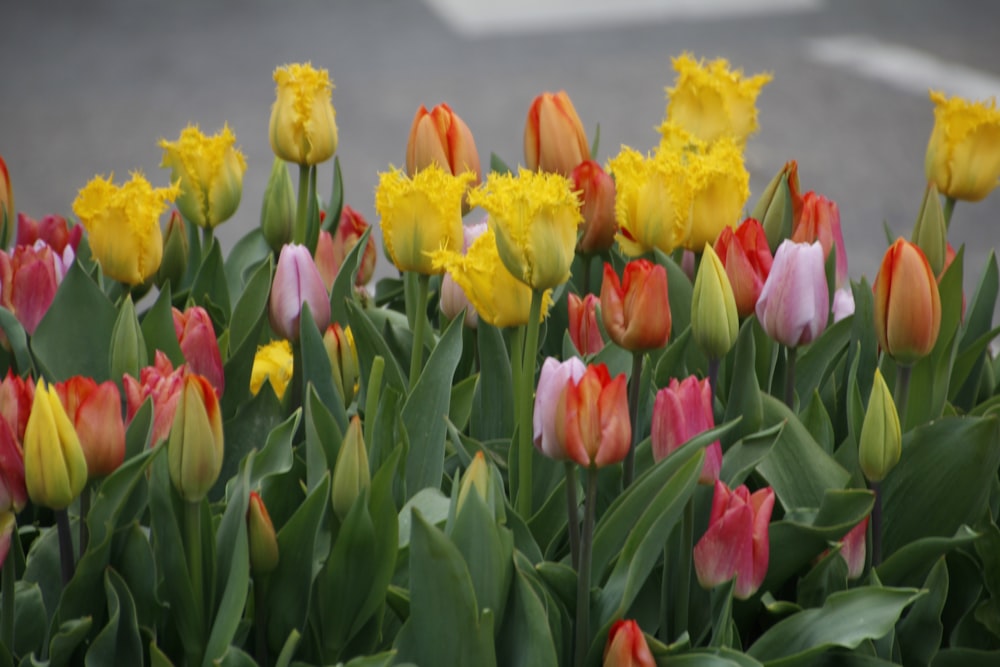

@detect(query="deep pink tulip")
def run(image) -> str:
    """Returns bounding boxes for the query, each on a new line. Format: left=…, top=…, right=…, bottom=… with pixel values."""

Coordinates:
left=0, top=418, right=27, bottom=513
left=694, top=481, right=775, bottom=599
left=568, top=293, right=604, bottom=356
left=270, top=243, right=331, bottom=341
left=793, top=192, right=848, bottom=288
left=602, top=619, right=655, bottom=667
left=0, top=370, right=35, bottom=445
left=840, top=516, right=869, bottom=580
left=562, top=363, right=631, bottom=468
left=651, top=376, right=722, bottom=485
left=533, top=356, right=586, bottom=460
left=123, top=350, right=187, bottom=446
left=16, top=213, right=83, bottom=255
left=755, top=240, right=828, bottom=347
left=55, top=376, right=125, bottom=478
left=0, top=241, right=74, bottom=335
left=173, top=305, right=225, bottom=395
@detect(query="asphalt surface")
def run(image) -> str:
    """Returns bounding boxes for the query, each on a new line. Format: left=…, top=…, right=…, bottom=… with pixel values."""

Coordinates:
left=2, top=0, right=1000, bottom=303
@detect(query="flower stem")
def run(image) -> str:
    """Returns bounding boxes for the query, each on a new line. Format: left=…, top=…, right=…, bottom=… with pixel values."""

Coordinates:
left=676, top=496, right=694, bottom=637
left=708, top=357, right=721, bottom=400
left=575, top=466, right=598, bottom=667
left=871, top=481, right=883, bottom=567
left=293, top=163, right=310, bottom=245
left=784, top=346, right=797, bottom=409
left=185, top=501, right=205, bottom=633
left=581, top=254, right=594, bottom=296
left=658, top=545, right=670, bottom=641
left=516, top=289, right=544, bottom=518
left=254, top=577, right=270, bottom=666
left=623, top=351, right=643, bottom=489
left=79, top=486, right=91, bottom=557
left=55, top=509, right=75, bottom=586
left=2, top=520, right=16, bottom=650
left=364, top=356, right=385, bottom=447
left=408, top=273, right=430, bottom=388
left=943, top=196, right=957, bottom=230
left=894, top=364, right=913, bottom=430
left=564, top=462, right=581, bottom=570
left=201, top=225, right=215, bottom=250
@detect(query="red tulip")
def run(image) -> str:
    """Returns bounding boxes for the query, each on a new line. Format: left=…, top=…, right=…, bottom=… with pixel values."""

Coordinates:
left=651, top=376, right=722, bottom=485
left=123, top=350, right=187, bottom=446
left=0, top=370, right=35, bottom=445
left=314, top=205, right=377, bottom=291
left=270, top=243, right=331, bottom=341
left=600, top=260, right=671, bottom=352
left=524, top=91, right=590, bottom=176
left=533, top=356, right=586, bottom=461
left=16, top=213, right=83, bottom=255
left=0, top=241, right=74, bottom=335
left=173, top=305, right=224, bottom=395
left=560, top=363, right=631, bottom=468
left=755, top=240, right=828, bottom=347
left=714, top=218, right=772, bottom=318
left=571, top=160, right=617, bottom=254
left=0, top=418, right=27, bottom=513
left=873, top=238, right=942, bottom=364
left=792, top=192, right=848, bottom=288
left=568, top=293, right=604, bottom=356
left=54, top=376, right=125, bottom=478
left=602, top=619, right=655, bottom=667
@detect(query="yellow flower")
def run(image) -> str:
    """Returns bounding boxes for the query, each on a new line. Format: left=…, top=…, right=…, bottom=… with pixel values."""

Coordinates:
left=251, top=339, right=294, bottom=400
left=665, top=53, right=772, bottom=145
left=158, top=124, right=247, bottom=229
left=269, top=62, right=338, bottom=166
left=23, top=381, right=89, bottom=510
left=72, top=172, right=178, bottom=285
left=687, top=138, right=751, bottom=250
left=376, top=164, right=474, bottom=275
left=466, top=169, right=580, bottom=290
left=431, top=226, right=552, bottom=328
left=607, top=146, right=692, bottom=257
left=924, top=90, right=1000, bottom=202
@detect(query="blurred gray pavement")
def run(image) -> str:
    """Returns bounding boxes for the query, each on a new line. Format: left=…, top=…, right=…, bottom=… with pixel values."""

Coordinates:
left=3, top=0, right=1000, bottom=302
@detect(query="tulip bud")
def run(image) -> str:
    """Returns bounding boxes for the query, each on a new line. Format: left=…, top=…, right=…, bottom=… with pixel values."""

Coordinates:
left=16, top=213, right=83, bottom=255
left=54, top=377, right=125, bottom=479
left=110, top=295, right=149, bottom=385
left=261, top=157, right=297, bottom=253
left=533, top=357, right=587, bottom=461
left=0, top=155, right=13, bottom=249
left=0, top=242, right=68, bottom=335
left=714, top=218, right=772, bottom=318
left=600, top=260, right=671, bottom=352
left=751, top=161, right=802, bottom=252
left=406, top=103, right=482, bottom=186
left=602, top=620, right=655, bottom=667
left=167, top=374, right=224, bottom=503
left=524, top=91, right=590, bottom=176
left=0, top=371, right=35, bottom=445
left=173, top=306, right=224, bottom=396
left=912, top=183, right=947, bottom=276
left=793, top=192, right=848, bottom=288
left=755, top=240, right=829, bottom=348
left=873, top=239, right=942, bottom=365
left=270, top=243, right=331, bottom=341
left=155, top=210, right=189, bottom=289
left=247, top=491, right=279, bottom=576
left=840, top=516, right=869, bottom=580
left=269, top=63, right=338, bottom=166
left=858, top=369, right=901, bottom=483
left=456, top=451, right=490, bottom=513
left=568, top=293, right=604, bottom=356
left=23, top=381, right=89, bottom=510
left=314, top=205, right=377, bottom=291
left=691, top=244, right=739, bottom=360
left=0, top=418, right=27, bottom=513
left=323, top=323, right=359, bottom=406
left=560, top=364, right=631, bottom=468
left=250, top=339, right=294, bottom=400
left=331, top=416, right=370, bottom=520
left=570, top=160, right=617, bottom=254
left=652, top=376, right=723, bottom=485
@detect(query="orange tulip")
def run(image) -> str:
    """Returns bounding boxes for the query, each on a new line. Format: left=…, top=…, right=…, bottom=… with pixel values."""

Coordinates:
left=873, top=239, right=942, bottom=365
left=600, top=260, right=671, bottom=352
left=560, top=363, right=630, bottom=468
left=792, top=192, right=848, bottom=288
left=602, top=620, right=655, bottom=667
left=570, top=160, right=617, bottom=254
left=54, top=377, right=125, bottom=478
left=568, top=293, right=604, bottom=356
left=714, top=218, right=772, bottom=318
left=406, top=103, right=481, bottom=186
left=524, top=91, right=589, bottom=176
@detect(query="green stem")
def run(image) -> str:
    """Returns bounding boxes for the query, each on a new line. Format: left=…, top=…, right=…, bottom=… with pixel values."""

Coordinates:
left=364, top=356, right=385, bottom=446
left=511, top=328, right=525, bottom=506
left=581, top=254, right=594, bottom=296
left=784, top=346, right=797, bottom=410
left=254, top=577, right=270, bottom=666
left=871, top=481, right=883, bottom=567
left=79, top=486, right=91, bottom=557
left=894, top=364, right=913, bottom=430
left=55, top=509, right=75, bottom=586
left=564, top=463, right=581, bottom=570
left=575, top=466, right=598, bottom=667
left=707, top=357, right=721, bottom=400
left=676, top=497, right=694, bottom=638
left=2, top=519, right=16, bottom=650
left=293, top=163, right=310, bottom=245
left=658, top=545, right=670, bottom=642
left=291, top=342, right=303, bottom=413
left=943, top=196, right=957, bottom=230
left=623, top=351, right=643, bottom=489
left=185, top=501, right=205, bottom=636
left=517, top=289, right=544, bottom=518
left=408, top=273, right=431, bottom=388
left=201, top=225, right=215, bottom=250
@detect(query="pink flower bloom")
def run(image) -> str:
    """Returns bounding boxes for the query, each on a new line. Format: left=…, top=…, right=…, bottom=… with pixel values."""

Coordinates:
left=0, top=370, right=35, bottom=444
left=0, top=418, right=27, bottom=513
left=570, top=160, right=617, bottom=254
left=16, top=213, right=83, bottom=255
left=270, top=243, right=331, bottom=341
left=533, top=356, right=586, bottom=460
left=755, top=240, right=828, bottom=347
left=694, top=481, right=775, bottom=600
left=173, top=305, right=225, bottom=395
left=602, top=619, right=655, bottom=667
left=840, top=516, right=869, bottom=580
left=123, top=350, right=186, bottom=446
left=54, top=376, right=125, bottom=478
left=832, top=286, right=855, bottom=323
left=0, top=241, right=72, bottom=335
left=568, top=293, right=604, bottom=355
left=651, top=376, right=722, bottom=485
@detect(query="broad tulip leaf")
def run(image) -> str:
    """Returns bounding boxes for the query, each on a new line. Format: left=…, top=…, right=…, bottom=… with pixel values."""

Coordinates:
left=223, top=228, right=270, bottom=306
left=877, top=526, right=979, bottom=588
left=305, top=385, right=343, bottom=492
left=323, top=156, right=345, bottom=232
left=931, top=648, right=1000, bottom=666
left=47, top=617, right=94, bottom=667
left=655, top=249, right=694, bottom=346
left=140, top=283, right=185, bottom=367
left=796, top=549, right=849, bottom=610
left=747, top=586, right=923, bottom=665
left=0, top=308, right=33, bottom=376
left=658, top=650, right=765, bottom=666
left=724, top=319, right=763, bottom=441
left=219, top=281, right=270, bottom=419
left=450, top=373, right=478, bottom=433
left=299, top=303, right=349, bottom=432
left=124, top=397, right=153, bottom=460
left=247, top=407, right=299, bottom=490
left=214, top=647, right=258, bottom=667
left=800, top=390, right=835, bottom=454
left=471, top=323, right=514, bottom=440
left=796, top=317, right=852, bottom=402
left=896, top=557, right=949, bottom=667
left=85, top=570, right=142, bottom=667
left=227, top=253, right=273, bottom=355
left=347, top=300, right=407, bottom=401
left=190, top=236, right=232, bottom=326
left=654, top=327, right=692, bottom=388
left=12, top=581, right=46, bottom=659
left=216, top=385, right=285, bottom=499
left=112, top=522, right=160, bottom=633
left=330, top=225, right=372, bottom=327
left=398, top=488, right=450, bottom=550
left=496, top=560, right=559, bottom=667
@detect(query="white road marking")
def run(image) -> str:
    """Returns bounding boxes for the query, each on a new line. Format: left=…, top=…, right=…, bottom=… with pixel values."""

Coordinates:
left=424, top=0, right=825, bottom=36
left=807, top=35, right=1000, bottom=101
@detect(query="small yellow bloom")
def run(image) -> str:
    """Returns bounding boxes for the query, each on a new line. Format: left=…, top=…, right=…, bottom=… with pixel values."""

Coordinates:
left=158, top=124, right=247, bottom=229
left=431, top=226, right=552, bottom=328
left=607, top=146, right=692, bottom=257
left=269, top=62, right=338, bottom=166
left=23, top=381, right=89, bottom=510
left=251, top=339, right=294, bottom=400
left=376, top=164, right=474, bottom=275
left=467, top=169, right=580, bottom=290
left=924, top=90, right=1000, bottom=202
left=665, top=53, right=772, bottom=145
left=72, top=172, right=178, bottom=285
left=687, top=138, right=751, bottom=250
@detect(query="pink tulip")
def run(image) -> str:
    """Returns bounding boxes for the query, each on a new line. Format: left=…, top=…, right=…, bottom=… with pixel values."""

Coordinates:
left=568, top=293, right=604, bottom=356
left=840, top=516, right=868, bottom=580
left=832, top=286, right=855, bottom=323
left=651, top=376, right=722, bottom=485
left=270, top=243, right=331, bottom=341
left=533, top=356, right=586, bottom=460
left=0, top=418, right=27, bottom=513
left=123, top=350, right=186, bottom=446
left=0, top=370, right=35, bottom=445
left=694, top=481, right=775, bottom=599
left=562, top=363, right=631, bottom=468
left=16, top=213, right=83, bottom=255
left=755, top=240, right=828, bottom=347
left=55, top=376, right=125, bottom=478
left=439, top=221, right=488, bottom=328
left=792, top=192, right=848, bottom=288
left=602, top=620, right=655, bottom=667
left=314, top=205, right=378, bottom=291
left=172, top=306, right=225, bottom=395
left=0, top=241, right=73, bottom=335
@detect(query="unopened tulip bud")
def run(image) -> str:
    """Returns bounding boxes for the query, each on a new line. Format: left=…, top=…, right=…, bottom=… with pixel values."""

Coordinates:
left=270, top=243, right=331, bottom=341
left=714, top=218, right=772, bottom=318
left=0, top=418, right=27, bottom=513
left=173, top=306, right=224, bottom=396
left=456, top=451, right=490, bottom=513
left=0, top=155, right=12, bottom=249
left=23, top=381, right=89, bottom=510
left=691, top=244, right=739, bottom=360
left=840, top=516, right=869, bottom=580
left=247, top=491, right=279, bottom=576
left=568, top=293, right=604, bottom=356
left=323, top=323, right=359, bottom=406
left=873, top=239, right=942, bottom=365
left=156, top=210, right=189, bottom=289
left=261, top=157, right=297, bottom=253
left=600, top=260, right=671, bottom=352
left=406, top=103, right=481, bottom=186
left=167, top=374, right=224, bottom=502
left=602, top=620, right=655, bottom=667
left=752, top=161, right=802, bottom=252
left=652, top=376, right=722, bottom=485
left=110, top=295, right=149, bottom=383
left=55, top=377, right=125, bottom=479
left=792, top=192, right=848, bottom=289
left=331, top=416, right=370, bottom=520
left=524, top=91, right=590, bottom=176
left=912, top=183, right=947, bottom=276
left=571, top=160, right=617, bottom=254
left=858, top=369, right=901, bottom=483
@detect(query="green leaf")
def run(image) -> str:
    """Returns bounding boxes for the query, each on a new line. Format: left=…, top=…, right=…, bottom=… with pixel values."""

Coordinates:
left=216, top=386, right=286, bottom=499
left=654, top=249, right=694, bottom=343
left=931, top=648, right=1000, bottom=666
left=111, top=522, right=160, bottom=633
left=347, top=300, right=407, bottom=399
left=214, top=646, right=258, bottom=667
left=796, top=317, right=852, bottom=401
left=299, top=303, right=349, bottom=432
left=471, top=323, right=514, bottom=440
left=140, top=283, right=184, bottom=367
left=85, top=570, right=142, bottom=667
left=449, top=490, right=514, bottom=629
left=724, top=319, right=763, bottom=440
left=227, top=254, right=273, bottom=355
left=449, top=373, right=478, bottom=433
left=47, top=618, right=94, bottom=667
left=330, top=225, right=372, bottom=327
left=248, top=408, right=300, bottom=490
left=496, top=560, right=559, bottom=667
left=0, top=309, right=34, bottom=376
left=877, top=526, right=979, bottom=588
left=398, top=488, right=450, bottom=549
left=305, top=388, right=342, bottom=492
left=897, top=557, right=949, bottom=667
left=800, top=390, right=835, bottom=454
left=223, top=228, right=270, bottom=307
left=654, top=328, right=692, bottom=388
left=12, top=581, right=46, bottom=659
left=659, top=649, right=765, bottom=666
left=189, top=236, right=232, bottom=326
left=490, top=152, right=512, bottom=175
left=324, top=156, right=345, bottom=232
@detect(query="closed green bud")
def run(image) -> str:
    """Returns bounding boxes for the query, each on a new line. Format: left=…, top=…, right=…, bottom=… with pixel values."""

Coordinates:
left=859, top=369, right=902, bottom=483
left=261, top=156, right=296, bottom=253
left=752, top=161, right=801, bottom=252
left=168, top=374, right=225, bottom=502
left=110, top=295, right=148, bottom=383
left=911, top=182, right=947, bottom=276
left=156, top=210, right=189, bottom=289
left=691, top=244, right=739, bottom=360
left=331, top=416, right=370, bottom=520
left=456, top=451, right=490, bottom=513
left=247, top=491, right=279, bottom=576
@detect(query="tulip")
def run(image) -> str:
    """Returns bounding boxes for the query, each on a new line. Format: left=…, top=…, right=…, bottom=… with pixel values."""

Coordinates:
left=686, top=138, right=751, bottom=251
left=0, top=155, right=11, bottom=249
left=858, top=369, right=902, bottom=483
left=924, top=90, right=1000, bottom=202
left=376, top=164, right=474, bottom=275
left=260, top=157, right=296, bottom=252
left=406, top=103, right=481, bottom=186
left=323, top=323, right=359, bottom=406
left=571, top=160, right=617, bottom=254
left=15, top=213, right=83, bottom=255
left=694, top=481, right=775, bottom=599
left=468, top=169, right=581, bottom=291
left=250, top=340, right=294, bottom=401
left=167, top=373, right=224, bottom=503
left=159, top=124, right=247, bottom=229
left=54, top=377, right=125, bottom=479
left=752, top=161, right=803, bottom=252
left=792, top=192, right=848, bottom=288
left=123, top=350, right=186, bottom=446
left=602, top=620, right=655, bottom=667
left=873, top=239, right=942, bottom=365
left=155, top=210, right=189, bottom=289
left=173, top=306, right=224, bottom=395
left=270, top=243, right=331, bottom=341
left=269, top=62, right=338, bottom=166
left=559, top=364, right=630, bottom=468
left=665, top=53, right=772, bottom=145
left=0, top=240, right=72, bottom=335
left=691, top=244, right=739, bottom=361
left=0, top=370, right=35, bottom=444
left=524, top=91, right=590, bottom=177
left=331, top=416, right=370, bottom=520
left=72, top=172, right=178, bottom=285
left=568, top=293, right=604, bottom=356
left=652, top=376, right=723, bottom=484
left=0, top=419, right=27, bottom=513
left=247, top=491, right=279, bottom=576
left=912, top=183, right=947, bottom=276
left=714, top=218, right=772, bottom=318
left=314, top=205, right=377, bottom=291
left=840, top=516, right=869, bottom=580
left=23, top=381, right=88, bottom=510
left=600, top=260, right=671, bottom=352
left=456, top=451, right=491, bottom=513
left=533, top=357, right=587, bottom=460
left=833, top=286, right=855, bottom=323
left=755, top=240, right=829, bottom=347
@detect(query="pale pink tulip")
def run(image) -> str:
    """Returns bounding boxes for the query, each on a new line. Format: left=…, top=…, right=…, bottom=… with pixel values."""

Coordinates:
left=832, top=286, right=855, bottom=323
left=270, top=243, right=331, bottom=341
left=651, top=376, right=722, bottom=485
left=533, top=356, right=586, bottom=460
left=440, top=221, right=488, bottom=328
left=755, top=240, right=828, bottom=347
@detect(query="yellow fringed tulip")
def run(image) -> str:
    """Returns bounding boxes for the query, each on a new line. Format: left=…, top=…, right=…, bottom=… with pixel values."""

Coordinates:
left=269, top=62, right=338, bottom=166
left=924, top=91, right=1000, bottom=202
left=23, top=381, right=88, bottom=510
left=687, top=138, right=751, bottom=250
left=158, top=124, right=247, bottom=229
left=376, top=164, right=474, bottom=275
left=467, top=169, right=580, bottom=290
left=72, top=172, right=178, bottom=285
left=251, top=340, right=294, bottom=400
